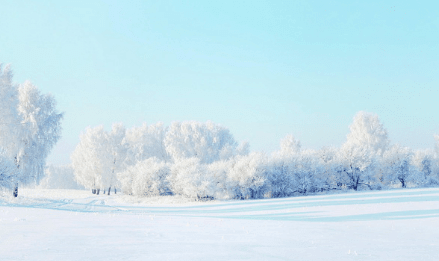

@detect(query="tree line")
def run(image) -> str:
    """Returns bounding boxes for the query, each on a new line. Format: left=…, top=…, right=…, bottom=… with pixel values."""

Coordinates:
left=71, top=112, right=439, bottom=200
left=1, top=64, right=439, bottom=200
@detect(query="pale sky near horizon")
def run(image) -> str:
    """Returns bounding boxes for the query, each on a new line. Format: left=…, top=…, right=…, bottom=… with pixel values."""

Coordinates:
left=1, top=0, right=438, bottom=165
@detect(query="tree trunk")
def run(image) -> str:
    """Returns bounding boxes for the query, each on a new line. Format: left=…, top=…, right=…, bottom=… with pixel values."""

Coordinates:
left=107, top=186, right=111, bottom=195
left=13, top=183, right=18, bottom=197
left=352, top=177, right=358, bottom=191
left=97, top=189, right=100, bottom=195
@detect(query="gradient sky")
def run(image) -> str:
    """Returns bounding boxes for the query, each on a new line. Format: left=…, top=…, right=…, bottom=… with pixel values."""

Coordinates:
left=1, top=0, right=438, bottom=165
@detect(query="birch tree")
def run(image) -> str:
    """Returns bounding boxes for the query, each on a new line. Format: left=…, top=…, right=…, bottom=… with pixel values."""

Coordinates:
left=0, top=64, right=63, bottom=196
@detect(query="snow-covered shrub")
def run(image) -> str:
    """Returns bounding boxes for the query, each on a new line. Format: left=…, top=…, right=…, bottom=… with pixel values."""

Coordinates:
left=206, top=159, right=235, bottom=199
left=292, top=150, right=327, bottom=194
left=265, top=157, right=296, bottom=198
left=167, top=158, right=216, bottom=200
left=226, top=152, right=268, bottom=199
left=118, top=157, right=170, bottom=196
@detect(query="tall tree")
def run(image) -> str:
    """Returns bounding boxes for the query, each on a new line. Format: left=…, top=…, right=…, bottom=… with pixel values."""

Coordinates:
left=71, top=126, right=107, bottom=193
left=17, top=81, right=63, bottom=184
left=0, top=65, right=63, bottom=196
left=104, top=123, right=127, bottom=194
left=339, top=111, right=389, bottom=190
left=71, top=124, right=127, bottom=194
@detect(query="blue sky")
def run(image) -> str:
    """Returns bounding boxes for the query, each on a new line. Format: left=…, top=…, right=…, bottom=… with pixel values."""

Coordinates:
left=1, top=0, right=438, bottom=165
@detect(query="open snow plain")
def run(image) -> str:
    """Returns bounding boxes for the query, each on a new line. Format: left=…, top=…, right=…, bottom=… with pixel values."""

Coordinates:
left=1, top=188, right=439, bottom=261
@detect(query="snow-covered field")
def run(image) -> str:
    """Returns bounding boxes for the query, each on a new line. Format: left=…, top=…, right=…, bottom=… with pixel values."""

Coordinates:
left=1, top=188, right=439, bottom=261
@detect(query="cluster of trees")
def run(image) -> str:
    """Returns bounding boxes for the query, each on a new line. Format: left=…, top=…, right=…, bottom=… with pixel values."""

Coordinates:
left=0, top=65, right=63, bottom=196
left=2, top=63, right=438, bottom=200
left=71, top=121, right=249, bottom=195
left=72, top=112, right=439, bottom=200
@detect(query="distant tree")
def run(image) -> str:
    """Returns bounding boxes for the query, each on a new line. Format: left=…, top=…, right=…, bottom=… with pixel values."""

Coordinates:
left=383, top=145, right=414, bottom=188
left=265, top=156, right=296, bottom=198
left=316, top=146, right=341, bottom=190
left=226, top=152, right=268, bottom=199
left=412, top=149, right=438, bottom=187
left=164, top=121, right=239, bottom=164
left=269, top=135, right=306, bottom=197
left=71, top=124, right=127, bottom=195
left=339, top=111, right=389, bottom=190
left=124, top=122, right=169, bottom=165
left=280, top=134, right=301, bottom=156
left=167, top=157, right=217, bottom=200
left=104, top=123, right=127, bottom=195
left=71, top=126, right=106, bottom=193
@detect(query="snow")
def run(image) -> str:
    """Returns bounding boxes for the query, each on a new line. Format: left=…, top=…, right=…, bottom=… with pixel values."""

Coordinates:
left=1, top=188, right=439, bottom=260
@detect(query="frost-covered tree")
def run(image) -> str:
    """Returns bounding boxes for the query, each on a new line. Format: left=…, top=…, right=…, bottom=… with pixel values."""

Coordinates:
left=280, top=134, right=301, bottom=156
left=164, top=121, right=240, bottom=164
left=206, top=159, right=235, bottom=199
left=71, top=126, right=110, bottom=194
left=339, top=111, right=389, bottom=190
left=0, top=64, right=63, bottom=196
left=383, top=145, right=414, bottom=188
left=104, top=123, right=127, bottom=194
left=16, top=81, right=63, bottom=184
left=0, top=65, right=22, bottom=192
left=118, top=157, right=170, bottom=196
left=412, top=149, right=438, bottom=187
left=292, top=149, right=326, bottom=194
left=316, top=146, right=341, bottom=190
left=265, top=156, right=296, bottom=198
left=0, top=65, right=20, bottom=154
left=71, top=126, right=106, bottom=193
left=268, top=135, right=302, bottom=198
left=124, top=122, right=169, bottom=165
left=269, top=148, right=326, bottom=197
left=167, top=158, right=211, bottom=199
left=0, top=149, right=18, bottom=190
left=226, top=152, right=268, bottom=199
left=71, top=124, right=127, bottom=194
